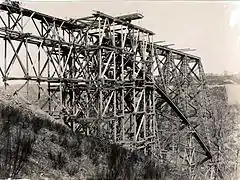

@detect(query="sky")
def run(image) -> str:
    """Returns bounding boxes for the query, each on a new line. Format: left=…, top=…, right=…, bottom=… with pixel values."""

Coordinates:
left=3, top=0, right=240, bottom=73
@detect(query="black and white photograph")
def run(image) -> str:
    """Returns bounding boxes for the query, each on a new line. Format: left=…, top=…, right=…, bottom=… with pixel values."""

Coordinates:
left=0, top=0, right=239, bottom=179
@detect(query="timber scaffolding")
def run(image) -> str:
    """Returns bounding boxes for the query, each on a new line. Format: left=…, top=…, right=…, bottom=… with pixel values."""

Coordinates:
left=0, top=2, right=222, bottom=179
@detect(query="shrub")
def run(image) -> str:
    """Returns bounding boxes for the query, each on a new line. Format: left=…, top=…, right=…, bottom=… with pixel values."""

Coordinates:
left=48, top=150, right=66, bottom=170
left=0, top=123, right=35, bottom=178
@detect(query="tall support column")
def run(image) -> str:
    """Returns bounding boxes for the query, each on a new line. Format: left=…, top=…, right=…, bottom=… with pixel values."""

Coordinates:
left=25, top=37, right=29, bottom=101
left=121, top=24, right=125, bottom=142
left=4, top=37, right=7, bottom=91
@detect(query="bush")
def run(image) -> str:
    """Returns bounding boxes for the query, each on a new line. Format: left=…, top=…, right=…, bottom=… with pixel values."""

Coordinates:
left=31, top=116, right=42, bottom=134
left=48, top=150, right=66, bottom=170
left=0, top=123, right=35, bottom=178
left=66, top=162, right=80, bottom=176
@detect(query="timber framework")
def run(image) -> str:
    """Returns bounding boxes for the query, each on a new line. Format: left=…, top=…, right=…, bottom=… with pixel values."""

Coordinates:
left=0, top=2, right=222, bottom=179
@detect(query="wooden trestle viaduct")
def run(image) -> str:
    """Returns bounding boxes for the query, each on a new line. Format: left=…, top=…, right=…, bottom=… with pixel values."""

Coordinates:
left=0, top=2, right=223, bottom=179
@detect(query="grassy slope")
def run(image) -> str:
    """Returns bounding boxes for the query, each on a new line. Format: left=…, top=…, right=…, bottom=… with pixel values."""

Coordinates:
left=0, top=90, right=182, bottom=180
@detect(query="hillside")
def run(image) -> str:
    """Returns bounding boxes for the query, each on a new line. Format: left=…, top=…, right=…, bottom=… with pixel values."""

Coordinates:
left=205, top=73, right=240, bottom=179
left=206, top=73, right=240, bottom=85
left=0, top=90, right=185, bottom=180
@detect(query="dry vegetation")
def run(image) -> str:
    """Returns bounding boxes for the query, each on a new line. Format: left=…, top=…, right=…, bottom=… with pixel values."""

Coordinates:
left=207, top=77, right=240, bottom=179
left=0, top=89, right=187, bottom=180
left=1, top=75, right=239, bottom=179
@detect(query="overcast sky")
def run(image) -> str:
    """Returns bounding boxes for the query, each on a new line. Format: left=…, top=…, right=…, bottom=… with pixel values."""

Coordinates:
left=18, top=1, right=240, bottom=73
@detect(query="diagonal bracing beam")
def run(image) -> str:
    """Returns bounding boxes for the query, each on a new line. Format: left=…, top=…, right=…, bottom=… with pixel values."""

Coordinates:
left=154, top=78, right=212, bottom=161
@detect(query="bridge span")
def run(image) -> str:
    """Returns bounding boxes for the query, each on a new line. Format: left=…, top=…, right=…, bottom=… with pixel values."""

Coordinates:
left=0, top=2, right=222, bottom=179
